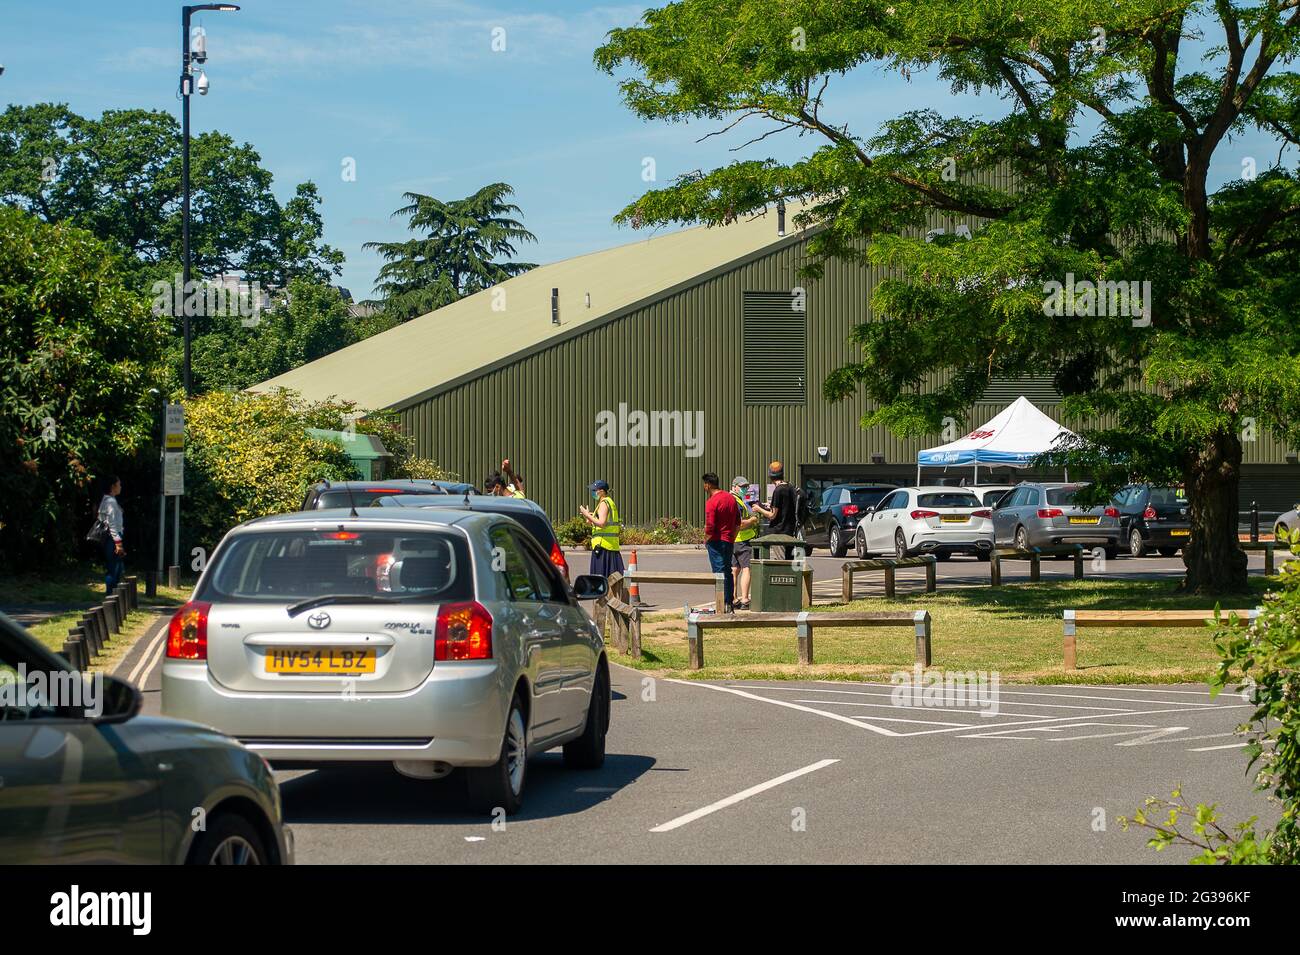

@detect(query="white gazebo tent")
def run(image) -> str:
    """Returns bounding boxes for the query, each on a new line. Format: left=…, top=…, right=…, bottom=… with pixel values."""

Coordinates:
left=915, top=396, right=1079, bottom=485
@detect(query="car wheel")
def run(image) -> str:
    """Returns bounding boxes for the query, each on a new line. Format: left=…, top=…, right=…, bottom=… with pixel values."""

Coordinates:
left=467, top=694, right=527, bottom=815
left=829, top=526, right=846, bottom=558
left=894, top=529, right=909, bottom=559
left=1158, top=547, right=1180, bottom=558
left=563, top=662, right=609, bottom=770
left=855, top=528, right=868, bottom=560
left=1128, top=527, right=1147, bottom=558
left=188, top=813, right=268, bottom=865
left=1014, top=526, right=1030, bottom=552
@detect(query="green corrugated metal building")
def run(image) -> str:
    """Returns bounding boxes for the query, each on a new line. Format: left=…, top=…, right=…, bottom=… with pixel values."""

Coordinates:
left=256, top=206, right=1300, bottom=526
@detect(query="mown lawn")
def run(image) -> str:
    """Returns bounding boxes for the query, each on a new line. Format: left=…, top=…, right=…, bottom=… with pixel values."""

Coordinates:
left=612, top=576, right=1275, bottom=684
left=2, top=566, right=193, bottom=659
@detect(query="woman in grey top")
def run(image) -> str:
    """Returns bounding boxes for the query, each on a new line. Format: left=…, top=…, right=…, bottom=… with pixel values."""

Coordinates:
left=98, top=475, right=125, bottom=594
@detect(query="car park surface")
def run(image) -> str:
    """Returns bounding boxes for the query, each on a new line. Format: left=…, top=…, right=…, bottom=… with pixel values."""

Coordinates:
left=160, top=507, right=610, bottom=814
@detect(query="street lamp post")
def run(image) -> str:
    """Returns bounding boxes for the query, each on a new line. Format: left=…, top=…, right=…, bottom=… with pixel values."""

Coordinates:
left=179, top=3, right=239, bottom=397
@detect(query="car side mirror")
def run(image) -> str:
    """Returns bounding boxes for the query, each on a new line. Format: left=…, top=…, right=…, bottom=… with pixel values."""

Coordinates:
left=92, top=674, right=142, bottom=725
left=572, top=574, right=609, bottom=601
left=864, top=506, right=876, bottom=515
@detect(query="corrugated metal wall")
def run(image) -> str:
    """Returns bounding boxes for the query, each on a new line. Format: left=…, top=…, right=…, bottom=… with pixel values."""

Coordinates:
left=399, top=229, right=1297, bottom=526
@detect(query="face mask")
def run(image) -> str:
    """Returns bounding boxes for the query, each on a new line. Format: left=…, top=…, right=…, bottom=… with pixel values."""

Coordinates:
left=591, top=491, right=599, bottom=501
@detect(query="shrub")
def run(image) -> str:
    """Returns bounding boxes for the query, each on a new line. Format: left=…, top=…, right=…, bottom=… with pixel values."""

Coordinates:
left=1121, top=532, right=1300, bottom=863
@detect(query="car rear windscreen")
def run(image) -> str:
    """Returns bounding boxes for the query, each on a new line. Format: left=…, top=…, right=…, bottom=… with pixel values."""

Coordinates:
left=509, top=512, right=558, bottom=552
left=917, top=493, right=981, bottom=508
left=199, top=530, right=474, bottom=603
left=1149, top=487, right=1187, bottom=507
left=981, top=489, right=1011, bottom=506
left=1045, top=487, right=1083, bottom=506
left=314, top=487, right=445, bottom=509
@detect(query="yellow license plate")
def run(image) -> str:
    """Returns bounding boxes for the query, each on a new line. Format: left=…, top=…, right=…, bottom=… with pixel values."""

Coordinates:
left=1069, top=516, right=1100, bottom=525
left=940, top=515, right=969, bottom=523
left=265, top=647, right=375, bottom=674
left=1171, top=529, right=1190, bottom=537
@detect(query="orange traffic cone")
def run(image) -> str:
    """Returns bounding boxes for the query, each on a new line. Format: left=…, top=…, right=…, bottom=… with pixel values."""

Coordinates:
left=628, top=548, right=643, bottom=606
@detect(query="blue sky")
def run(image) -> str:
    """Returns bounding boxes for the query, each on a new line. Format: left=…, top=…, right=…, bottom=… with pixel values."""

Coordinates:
left=0, top=1, right=1285, bottom=297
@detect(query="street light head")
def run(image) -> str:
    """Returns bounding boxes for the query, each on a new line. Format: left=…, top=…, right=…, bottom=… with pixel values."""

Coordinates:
left=196, top=70, right=209, bottom=95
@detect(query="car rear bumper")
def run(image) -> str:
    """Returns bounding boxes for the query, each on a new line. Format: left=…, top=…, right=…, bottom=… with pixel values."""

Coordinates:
left=907, top=528, right=994, bottom=554
left=1140, top=524, right=1191, bottom=546
left=161, top=659, right=510, bottom=767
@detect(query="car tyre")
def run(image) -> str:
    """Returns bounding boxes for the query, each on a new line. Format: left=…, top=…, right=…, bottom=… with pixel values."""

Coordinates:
left=467, top=694, right=527, bottom=815
left=1128, top=527, right=1147, bottom=558
left=894, top=529, right=909, bottom=559
left=855, top=529, right=868, bottom=560
left=1014, top=526, right=1030, bottom=552
left=563, top=662, right=609, bottom=770
left=187, top=812, right=268, bottom=865
left=828, top=525, right=847, bottom=558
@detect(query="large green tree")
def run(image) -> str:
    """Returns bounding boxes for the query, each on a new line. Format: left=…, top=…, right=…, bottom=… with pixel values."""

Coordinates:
left=364, top=182, right=537, bottom=321
left=596, top=0, right=1300, bottom=594
left=0, top=206, right=167, bottom=570
left=0, top=103, right=343, bottom=287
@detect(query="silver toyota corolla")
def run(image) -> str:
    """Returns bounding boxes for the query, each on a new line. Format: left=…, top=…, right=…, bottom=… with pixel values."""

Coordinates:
left=161, top=508, right=611, bottom=815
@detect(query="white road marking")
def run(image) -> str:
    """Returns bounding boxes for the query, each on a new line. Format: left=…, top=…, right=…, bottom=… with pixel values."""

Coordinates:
left=1188, top=741, right=1251, bottom=752
left=796, top=683, right=1224, bottom=709
left=875, top=703, right=1252, bottom=738
left=666, top=679, right=902, bottom=736
left=127, top=622, right=169, bottom=687
left=650, top=759, right=840, bottom=833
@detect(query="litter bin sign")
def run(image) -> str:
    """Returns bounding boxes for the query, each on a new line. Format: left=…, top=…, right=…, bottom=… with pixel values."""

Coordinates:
left=751, top=559, right=807, bottom=612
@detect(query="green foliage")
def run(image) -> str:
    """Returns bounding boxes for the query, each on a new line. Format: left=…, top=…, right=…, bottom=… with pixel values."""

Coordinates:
left=1122, top=531, right=1300, bottom=863
left=188, top=276, right=360, bottom=393
left=554, top=515, right=704, bottom=547
left=364, top=182, right=537, bottom=321
left=554, top=516, right=593, bottom=547
left=596, top=0, right=1300, bottom=593
left=0, top=103, right=343, bottom=286
left=0, top=207, right=166, bottom=570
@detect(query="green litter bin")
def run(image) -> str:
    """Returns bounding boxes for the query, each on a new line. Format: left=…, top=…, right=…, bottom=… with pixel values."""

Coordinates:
left=748, top=534, right=812, bottom=612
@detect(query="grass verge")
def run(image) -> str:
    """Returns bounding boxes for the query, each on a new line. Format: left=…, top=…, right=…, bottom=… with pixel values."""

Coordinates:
left=611, top=576, right=1275, bottom=684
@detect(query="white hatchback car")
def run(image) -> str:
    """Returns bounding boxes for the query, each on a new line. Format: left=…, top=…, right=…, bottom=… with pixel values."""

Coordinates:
left=854, top=486, right=994, bottom=560
left=161, top=508, right=611, bottom=815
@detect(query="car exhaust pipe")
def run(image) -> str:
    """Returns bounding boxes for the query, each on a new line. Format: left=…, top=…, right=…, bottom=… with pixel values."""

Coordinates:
left=394, top=760, right=453, bottom=781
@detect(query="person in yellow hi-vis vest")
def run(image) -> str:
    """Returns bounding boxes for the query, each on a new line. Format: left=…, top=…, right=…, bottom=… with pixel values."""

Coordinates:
left=730, top=476, right=758, bottom=610
left=579, top=479, right=624, bottom=579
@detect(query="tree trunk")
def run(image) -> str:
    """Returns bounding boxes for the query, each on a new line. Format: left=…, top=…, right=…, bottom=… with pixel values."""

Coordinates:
left=1178, top=430, right=1249, bottom=595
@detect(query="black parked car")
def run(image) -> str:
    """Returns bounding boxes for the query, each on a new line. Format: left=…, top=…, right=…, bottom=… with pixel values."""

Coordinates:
left=1111, top=484, right=1192, bottom=557
left=300, top=479, right=448, bottom=510
left=801, top=484, right=898, bottom=557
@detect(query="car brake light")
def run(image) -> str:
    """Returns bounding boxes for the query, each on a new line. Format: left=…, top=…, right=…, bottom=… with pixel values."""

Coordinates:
left=435, top=601, right=493, bottom=661
left=972, top=509, right=992, bottom=519
left=910, top=509, right=939, bottom=520
left=842, top=504, right=859, bottom=517
left=549, top=540, right=570, bottom=578
left=1143, top=505, right=1157, bottom=520
left=1037, top=508, right=1064, bottom=518
left=322, top=531, right=359, bottom=540
left=166, top=601, right=211, bottom=660
left=1104, top=506, right=1120, bottom=518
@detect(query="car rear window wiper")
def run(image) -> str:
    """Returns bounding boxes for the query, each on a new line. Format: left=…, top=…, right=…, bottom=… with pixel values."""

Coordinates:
left=286, top=594, right=406, bottom=617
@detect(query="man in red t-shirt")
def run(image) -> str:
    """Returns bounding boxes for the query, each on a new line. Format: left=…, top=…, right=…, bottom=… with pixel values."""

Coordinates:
left=702, top=472, right=739, bottom=612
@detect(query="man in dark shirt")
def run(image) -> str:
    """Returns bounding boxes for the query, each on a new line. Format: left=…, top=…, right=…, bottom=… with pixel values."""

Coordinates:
left=702, top=472, right=739, bottom=612
left=755, top=460, right=800, bottom=558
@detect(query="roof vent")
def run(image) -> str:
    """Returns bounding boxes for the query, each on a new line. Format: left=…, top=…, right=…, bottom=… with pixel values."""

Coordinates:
left=551, top=287, right=560, bottom=325
left=777, top=199, right=786, bottom=237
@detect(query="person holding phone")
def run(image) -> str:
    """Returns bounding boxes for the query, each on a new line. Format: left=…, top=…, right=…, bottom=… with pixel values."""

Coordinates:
left=579, top=479, right=623, bottom=579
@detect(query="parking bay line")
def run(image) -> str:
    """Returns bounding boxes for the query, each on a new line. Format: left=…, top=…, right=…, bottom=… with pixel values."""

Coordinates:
left=794, top=683, right=1225, bottom=709
left=666, top=680, right=903, bottom=736
left=649, top=759, right=840, bottom=833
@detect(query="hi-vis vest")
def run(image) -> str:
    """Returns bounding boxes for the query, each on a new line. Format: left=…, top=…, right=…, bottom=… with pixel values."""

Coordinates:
left=733, top=493, right=757, bottom=542
left=591, top=496, right=621, bottom=551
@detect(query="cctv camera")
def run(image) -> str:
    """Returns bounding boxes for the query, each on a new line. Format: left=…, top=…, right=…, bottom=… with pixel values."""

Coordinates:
left=196, top=71, right=209, bottom=95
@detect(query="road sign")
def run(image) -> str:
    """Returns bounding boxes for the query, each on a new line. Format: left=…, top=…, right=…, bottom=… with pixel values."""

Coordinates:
left=164, top=403, right=185, bottom=450
left=163, top=452, right=185, bottom=496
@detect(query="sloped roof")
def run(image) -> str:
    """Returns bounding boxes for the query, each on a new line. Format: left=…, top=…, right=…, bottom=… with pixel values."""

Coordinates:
left=252, top=207, right=807, bottom=410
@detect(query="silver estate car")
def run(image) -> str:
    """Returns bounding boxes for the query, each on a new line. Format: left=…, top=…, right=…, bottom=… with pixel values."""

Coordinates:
left=854, top=486, right=994, bottom=560
left=991, top=481, right=1122, bottom=556
left=161, top=508, right=611, bottom=815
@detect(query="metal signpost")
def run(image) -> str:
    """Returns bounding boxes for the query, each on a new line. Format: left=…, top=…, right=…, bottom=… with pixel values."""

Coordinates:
left=158, top=403, right=186, bottom=588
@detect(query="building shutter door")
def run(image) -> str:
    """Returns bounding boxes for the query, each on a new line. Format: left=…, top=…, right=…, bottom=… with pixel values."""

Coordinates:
left=743, top=291, right=807, bottom=405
